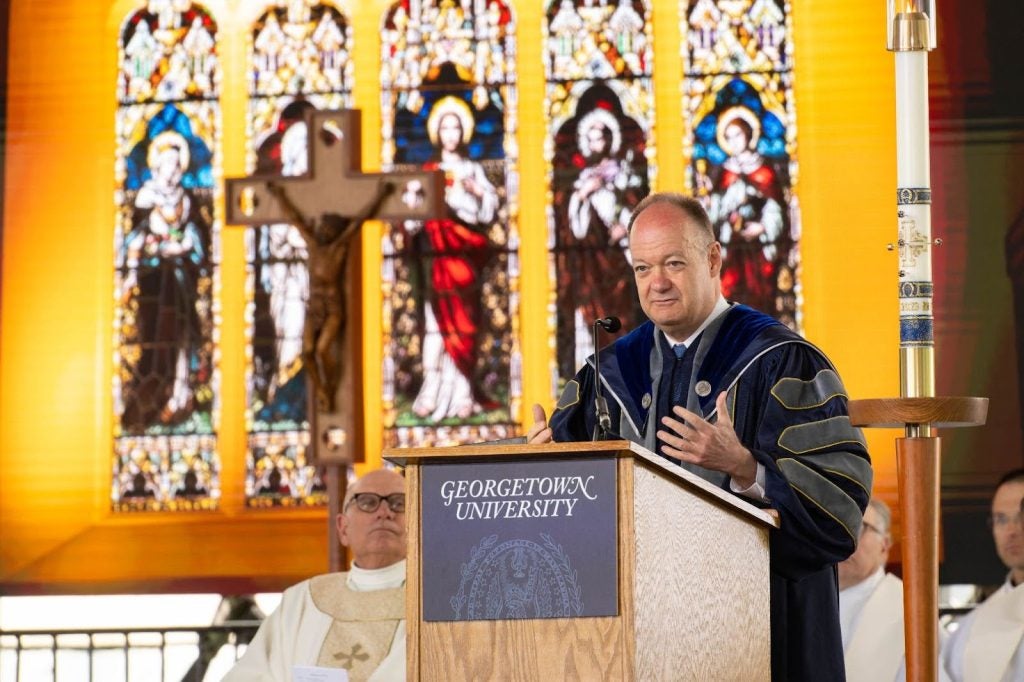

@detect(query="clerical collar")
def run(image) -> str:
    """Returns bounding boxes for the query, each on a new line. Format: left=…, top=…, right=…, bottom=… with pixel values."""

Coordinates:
left=347, top=558, right=407, bottom=592
left=662, top=296, right=730, bottom=348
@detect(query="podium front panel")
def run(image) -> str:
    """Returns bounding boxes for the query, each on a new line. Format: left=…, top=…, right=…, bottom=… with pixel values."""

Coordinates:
left=632, top=461, right=771, bottom=680
left=398, top=442, right=772, bottom=681
left=419, top=456, right=619, bottom=622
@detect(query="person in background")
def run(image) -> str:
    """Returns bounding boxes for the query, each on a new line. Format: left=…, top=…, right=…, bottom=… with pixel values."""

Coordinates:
left=838, top=496, right=950, bottom=681
left=942, top=468, right=1024, bottom=682
left=225, top=468, right=407, bottom=681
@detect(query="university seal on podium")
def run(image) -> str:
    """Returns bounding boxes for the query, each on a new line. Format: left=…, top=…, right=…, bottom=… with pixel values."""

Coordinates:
left=450, top=534, right=583, bottom=620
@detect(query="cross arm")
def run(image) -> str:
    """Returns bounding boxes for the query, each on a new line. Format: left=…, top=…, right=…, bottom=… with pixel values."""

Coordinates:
left=225, top=172, right=445, bottom=226
left=225, top=108, right=446, bottom=229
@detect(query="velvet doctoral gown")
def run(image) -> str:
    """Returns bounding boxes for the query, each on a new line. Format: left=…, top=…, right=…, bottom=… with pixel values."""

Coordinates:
left=550, top=304, right=872, bottom=682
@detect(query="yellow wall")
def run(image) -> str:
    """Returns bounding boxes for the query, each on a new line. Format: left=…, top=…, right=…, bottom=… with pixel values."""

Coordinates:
left=1, top=0, right=900, bottom=592
left=791, top=3, right=903, bottom=502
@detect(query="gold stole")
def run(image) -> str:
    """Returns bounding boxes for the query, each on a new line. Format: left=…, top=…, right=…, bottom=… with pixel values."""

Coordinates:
left=309, top=573, right=405, bottom=681
left=964, top=583, right=1024, bottom=682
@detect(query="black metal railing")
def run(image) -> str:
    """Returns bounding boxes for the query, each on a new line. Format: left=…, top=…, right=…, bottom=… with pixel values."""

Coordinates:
left=0, top=622, right=260, bottom=682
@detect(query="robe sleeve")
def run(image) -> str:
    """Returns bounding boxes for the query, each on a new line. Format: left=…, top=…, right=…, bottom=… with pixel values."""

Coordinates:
left=549, top=364, right=600, bottom=442
left=733, top=343, right=872, bottom=579
left=223, top=579, right=331, bottom=682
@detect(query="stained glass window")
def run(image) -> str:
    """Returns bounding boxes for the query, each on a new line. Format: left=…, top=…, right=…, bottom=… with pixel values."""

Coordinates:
left=683, top=0, right=800, bottom=328
left=242, top=2, right=354, bottom=508
left=380, top=0, right=520, bottom=448
left=544, top=0, right=655, bottom=387
left=112, top=1, right=222, bottom=511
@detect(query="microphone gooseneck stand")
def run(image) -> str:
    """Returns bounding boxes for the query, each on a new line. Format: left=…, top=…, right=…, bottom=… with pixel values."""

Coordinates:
left=591, top=316, right=621, bottom=441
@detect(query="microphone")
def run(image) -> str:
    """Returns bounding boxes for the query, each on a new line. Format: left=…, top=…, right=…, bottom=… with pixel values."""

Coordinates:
left=591, top=316, right=622, bottom=441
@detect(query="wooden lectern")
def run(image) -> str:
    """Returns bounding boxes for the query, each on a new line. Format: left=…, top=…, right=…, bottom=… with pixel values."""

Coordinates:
left=384, top=440, right=779, bottom=681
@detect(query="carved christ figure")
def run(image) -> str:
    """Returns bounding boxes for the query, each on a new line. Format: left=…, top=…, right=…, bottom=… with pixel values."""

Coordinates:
left=265, top=180, right=395, bottom=412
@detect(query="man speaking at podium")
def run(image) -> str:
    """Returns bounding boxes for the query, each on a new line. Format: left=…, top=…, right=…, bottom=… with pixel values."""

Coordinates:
left=527, top=192, right=872, bottom=681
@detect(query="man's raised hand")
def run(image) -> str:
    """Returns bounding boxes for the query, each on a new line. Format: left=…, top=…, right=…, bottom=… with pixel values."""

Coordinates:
left=656, top=391, right=757, bottom=487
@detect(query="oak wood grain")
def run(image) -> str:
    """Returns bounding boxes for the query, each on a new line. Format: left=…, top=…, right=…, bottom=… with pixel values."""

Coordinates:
left=848, top=396, right=988, bottom=428
left=632, top=460, right=771, bottom=681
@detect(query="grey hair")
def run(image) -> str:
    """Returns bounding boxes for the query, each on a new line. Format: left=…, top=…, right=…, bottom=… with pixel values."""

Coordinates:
left=867, top=497, right=892, bottom=536
left=342, top=482, right=358, bottom=511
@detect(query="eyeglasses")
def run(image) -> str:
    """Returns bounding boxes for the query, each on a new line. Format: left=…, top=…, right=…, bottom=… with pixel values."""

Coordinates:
left=987, top=511, right=1024, bottom=530
left=860, top=520, right=886, bottom=538
left=346, top=492, right=406, bottom=514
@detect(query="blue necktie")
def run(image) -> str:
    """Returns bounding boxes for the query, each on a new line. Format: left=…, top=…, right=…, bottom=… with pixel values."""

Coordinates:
left=670, top=343, right=689, bottom=405
left=655, top=339, right=691, bottom=461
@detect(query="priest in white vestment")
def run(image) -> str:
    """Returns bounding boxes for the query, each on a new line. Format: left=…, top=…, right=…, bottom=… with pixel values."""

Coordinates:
left=225, top=468, right=408, bottom=681
left=838, top=497, right=950, bottom=682
left=943, top=470, right=1024, bottom=682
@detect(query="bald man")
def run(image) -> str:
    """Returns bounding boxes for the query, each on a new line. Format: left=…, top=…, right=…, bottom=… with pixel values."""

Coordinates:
left=226, top=468, right=408, bottom=681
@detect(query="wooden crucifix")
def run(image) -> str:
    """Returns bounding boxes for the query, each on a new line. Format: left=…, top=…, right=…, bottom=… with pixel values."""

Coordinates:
left=225, top=108, right=444, bottom=569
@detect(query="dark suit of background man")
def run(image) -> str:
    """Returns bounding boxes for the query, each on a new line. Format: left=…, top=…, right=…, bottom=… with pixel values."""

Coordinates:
left=528, top=192, right=872, bottom=681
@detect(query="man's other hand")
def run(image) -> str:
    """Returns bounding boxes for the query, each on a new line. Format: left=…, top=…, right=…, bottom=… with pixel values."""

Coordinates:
left=526, top=403, right=553, bottom=444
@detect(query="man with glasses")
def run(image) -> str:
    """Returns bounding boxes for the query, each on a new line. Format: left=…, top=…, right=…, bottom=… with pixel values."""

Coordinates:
left=527, top=193, right=872, bottom=681
left=226, top=468, right=408, bottom=681
left=942, top=468, right=1024, bottom=682
left=837, top=498, right=951, bottom=681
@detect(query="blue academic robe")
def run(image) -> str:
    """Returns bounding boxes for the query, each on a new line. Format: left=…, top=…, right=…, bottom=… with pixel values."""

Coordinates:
left=550, top=304, right=872, bottom=682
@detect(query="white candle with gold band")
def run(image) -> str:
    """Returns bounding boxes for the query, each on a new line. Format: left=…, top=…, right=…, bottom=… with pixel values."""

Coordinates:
left=888, top=0, right=937, bottom=421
